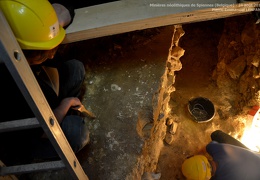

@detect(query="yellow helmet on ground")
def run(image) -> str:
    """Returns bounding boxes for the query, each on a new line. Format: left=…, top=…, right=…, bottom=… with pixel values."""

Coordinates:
left=182, top=155, right=212, bottom=180
left=0, top=0, right=65, bottom=50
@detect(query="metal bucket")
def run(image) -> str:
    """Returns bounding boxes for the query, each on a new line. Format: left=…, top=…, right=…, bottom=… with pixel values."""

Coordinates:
left=188, top=97, right=215, bottom=123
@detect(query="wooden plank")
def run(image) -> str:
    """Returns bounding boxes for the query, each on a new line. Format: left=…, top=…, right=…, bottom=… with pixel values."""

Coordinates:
left=63, top=0, right=260, bottom=43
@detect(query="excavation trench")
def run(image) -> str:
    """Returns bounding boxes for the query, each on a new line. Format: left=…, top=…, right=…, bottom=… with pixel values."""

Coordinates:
left=150, top=14, right=260, bottom=179
left=22, top=14, right=260, bottom=180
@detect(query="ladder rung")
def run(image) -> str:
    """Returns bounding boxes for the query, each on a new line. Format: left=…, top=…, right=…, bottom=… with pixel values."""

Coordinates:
left=0, top=118, right=40, bottom=133
left=0, top=160, right=65, bottom=176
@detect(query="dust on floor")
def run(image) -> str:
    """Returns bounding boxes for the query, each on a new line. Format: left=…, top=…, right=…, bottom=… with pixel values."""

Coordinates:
left=24, top=15, right=254, bottom=180
left=25, top=25, right=173, bottom=180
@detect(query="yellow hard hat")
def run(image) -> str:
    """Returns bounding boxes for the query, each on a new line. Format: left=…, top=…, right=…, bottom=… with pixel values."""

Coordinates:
left=181, top=155, right=212, bottom=180
left=0, top=0, right=65, bottom=50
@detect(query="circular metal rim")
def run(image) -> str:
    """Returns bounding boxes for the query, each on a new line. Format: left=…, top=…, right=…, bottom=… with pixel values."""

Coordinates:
left=187, top=97, right=215, bottom=123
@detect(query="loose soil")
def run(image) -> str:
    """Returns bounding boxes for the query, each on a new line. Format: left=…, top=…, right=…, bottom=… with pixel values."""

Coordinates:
left=21, top=14, right=255, bottom=180
left=157, top=16, right=255, bottom=179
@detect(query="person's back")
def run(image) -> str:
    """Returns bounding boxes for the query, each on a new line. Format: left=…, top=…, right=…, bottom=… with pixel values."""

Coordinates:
left=0, top=0, right=90, bottom=164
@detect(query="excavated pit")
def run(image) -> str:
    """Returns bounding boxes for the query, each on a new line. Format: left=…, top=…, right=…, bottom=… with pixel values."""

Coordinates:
left=156, top=14, right=260, bottom=179
left=20, top=13, right=260, bottom=180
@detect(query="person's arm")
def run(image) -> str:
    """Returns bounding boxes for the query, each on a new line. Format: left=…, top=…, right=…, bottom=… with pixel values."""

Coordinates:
left=41, top=97, right=82, bottom=139
left=53, top=97, right=82, bottom=123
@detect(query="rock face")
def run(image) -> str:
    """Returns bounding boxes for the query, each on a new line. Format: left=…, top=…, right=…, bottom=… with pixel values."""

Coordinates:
left=226, top=55, right=247, bottom=80
left=144, top=25, right=185, bottom=171
left=213, top=15, right=260, bottom=109
left=135, top=14, right=260, bottom=179
left=127, top=25, right=185, bottom=179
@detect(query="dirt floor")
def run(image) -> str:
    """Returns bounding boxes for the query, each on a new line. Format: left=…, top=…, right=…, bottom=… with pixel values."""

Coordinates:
left=24, top=22, right=173, bottom=180
left=157, top=15, right=257, bottom=179
left=157, top=19, right=227, bottom=179
left=18, top=14, right=257, bottom=180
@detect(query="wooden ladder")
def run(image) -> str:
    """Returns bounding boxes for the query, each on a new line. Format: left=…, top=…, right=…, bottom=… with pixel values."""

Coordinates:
left=0, top=10, right=88, bottom=180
